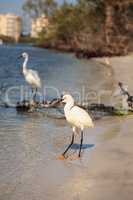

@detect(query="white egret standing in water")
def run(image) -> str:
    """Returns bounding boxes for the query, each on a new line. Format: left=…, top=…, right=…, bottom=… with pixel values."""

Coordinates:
left=59, top=94, right=94, bottom=159
left=20, top=52, right=41, bottom=100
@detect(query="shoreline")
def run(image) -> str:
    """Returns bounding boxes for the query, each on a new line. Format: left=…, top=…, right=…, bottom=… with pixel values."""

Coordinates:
left=37, top=43, right=129, bottom=59
left=93, top=53, right=133, bottom=91
left=82, top=54, right=133, bottom=199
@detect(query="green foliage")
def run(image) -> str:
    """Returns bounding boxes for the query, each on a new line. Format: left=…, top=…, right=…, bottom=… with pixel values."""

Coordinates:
left=23, top=0, right=106, bottom=46
left=19, top=35, right=37, bottom=43
left=23, top=0, right=57, bottom=17
left=23, top=0, right=133, bottom=56
left=47, top=0, right=105, bottom=45
left=51, top=3, right=80, bottom=42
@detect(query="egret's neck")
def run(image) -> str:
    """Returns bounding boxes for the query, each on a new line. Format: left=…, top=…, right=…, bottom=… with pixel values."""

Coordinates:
left=64, top=100, right=74, bottom=113
left=23, top=56, right=28, bottom=73
left=120, top=85, right=130, bottom=97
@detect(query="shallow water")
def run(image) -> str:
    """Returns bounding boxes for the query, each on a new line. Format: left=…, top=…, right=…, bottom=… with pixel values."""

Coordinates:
left=0, top=44, right=133, bottom=200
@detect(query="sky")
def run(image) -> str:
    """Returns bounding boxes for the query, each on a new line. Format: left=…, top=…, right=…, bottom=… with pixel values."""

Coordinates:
left=0, top=0, right=75, bottom=34
left=0, top=0, right=27, bottom=33
left=0, top=0, right=25, bottom=15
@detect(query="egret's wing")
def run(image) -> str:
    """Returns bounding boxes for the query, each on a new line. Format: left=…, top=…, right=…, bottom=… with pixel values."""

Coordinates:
left=28, top=69, right=41, bottom=87
left=69, top=106, right=93, bottom=127
left=122, top=97, right=129, bottom=111
left=28, top=69, right=39, bottom=80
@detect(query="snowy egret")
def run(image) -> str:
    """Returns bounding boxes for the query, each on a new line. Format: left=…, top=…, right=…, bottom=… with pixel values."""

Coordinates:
left=59, top=94, right=94, bottom=159
left=113, top=82, right=129, bottom=111
left=20, top=52, right=41, bottom=100
left=118, top=82, right=130, bottom=97
left=118, top=82, right=133, bottom=108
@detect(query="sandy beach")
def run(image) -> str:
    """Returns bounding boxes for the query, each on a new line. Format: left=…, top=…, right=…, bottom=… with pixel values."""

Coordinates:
left=87, top=55, right=133, bottom=200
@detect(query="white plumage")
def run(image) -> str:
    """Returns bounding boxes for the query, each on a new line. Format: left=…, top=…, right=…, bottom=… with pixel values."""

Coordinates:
left=21, top=52, right=41, bottom=99
left=23, top=69, right=41, bottom=89
left=60, top=94, right=94, bottom=159
left=64, top=95, right=93, bottom=129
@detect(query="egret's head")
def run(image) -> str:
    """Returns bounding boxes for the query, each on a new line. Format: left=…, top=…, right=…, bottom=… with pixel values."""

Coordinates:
left=21, top=52, right=28, bottom=58
left=114, top=82, right=129, bottom=97
left=61, top=94, right=74, bottom=104
left=118, top=82, right=122, bottom=87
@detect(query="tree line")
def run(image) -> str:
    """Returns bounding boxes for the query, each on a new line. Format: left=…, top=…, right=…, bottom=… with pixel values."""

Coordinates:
left=23, top=0, right=133, bottom=58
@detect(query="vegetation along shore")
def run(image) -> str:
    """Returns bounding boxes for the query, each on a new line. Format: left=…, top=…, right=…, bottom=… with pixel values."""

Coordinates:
left=23, top=0, right=133, bottom=58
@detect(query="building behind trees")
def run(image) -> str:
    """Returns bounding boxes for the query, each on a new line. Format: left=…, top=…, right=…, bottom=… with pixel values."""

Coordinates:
left=31, top=15, right=48, bottom=38
left=0, top=13, right=22, bottom=42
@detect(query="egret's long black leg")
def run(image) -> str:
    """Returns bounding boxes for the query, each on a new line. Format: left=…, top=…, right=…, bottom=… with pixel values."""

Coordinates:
left=62, top=131, right=75, bottom=157
left=31, top=88, right=34, bottom=99
left=33, top=88, right=37, bottom=101
left=79, top=130, right=83, bottom=157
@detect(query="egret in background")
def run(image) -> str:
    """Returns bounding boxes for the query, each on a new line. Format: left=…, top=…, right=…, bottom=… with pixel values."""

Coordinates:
left=113, top=82, right=132, bottom=111
left=20, top=52, right=42, bottom=101
left=118, top=82, right=133, bottom=109
left=59, top=94, right=94, bottom=159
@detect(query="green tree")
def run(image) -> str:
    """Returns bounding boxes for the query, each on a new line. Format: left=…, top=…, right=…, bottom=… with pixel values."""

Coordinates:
left=23, top=0, right=57, bottom=17
left=23, top=0, right=133, bottom=56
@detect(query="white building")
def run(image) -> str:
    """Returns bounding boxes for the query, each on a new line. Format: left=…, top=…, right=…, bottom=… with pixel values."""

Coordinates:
left=31, top=15, right=49, bottom=38
left=0, top=13, right=22, bottom=42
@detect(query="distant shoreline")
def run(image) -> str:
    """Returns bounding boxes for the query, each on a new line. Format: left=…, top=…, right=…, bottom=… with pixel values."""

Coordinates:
left=37, top=43, right=129, bottom=59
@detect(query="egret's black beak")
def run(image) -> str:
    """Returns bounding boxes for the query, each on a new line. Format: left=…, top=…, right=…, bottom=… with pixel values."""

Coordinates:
left=17, top=55, right=22, bottom=59
left=57, top=97, right=63, bottom=103
left=60, top=94, right=64, bottom=101
left=118, top=82, right=123, bottom=87
left=56, top=95, right=64, bottom=103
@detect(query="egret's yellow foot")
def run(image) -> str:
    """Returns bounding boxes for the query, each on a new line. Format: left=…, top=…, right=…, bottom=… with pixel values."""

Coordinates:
left=58, top=155, right=66, bottom=160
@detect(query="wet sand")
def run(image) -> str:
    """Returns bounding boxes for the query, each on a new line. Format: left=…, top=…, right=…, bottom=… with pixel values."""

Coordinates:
left=88, top=55, right=133, bottom=200
left=1, top=115, right=133, bottom=200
